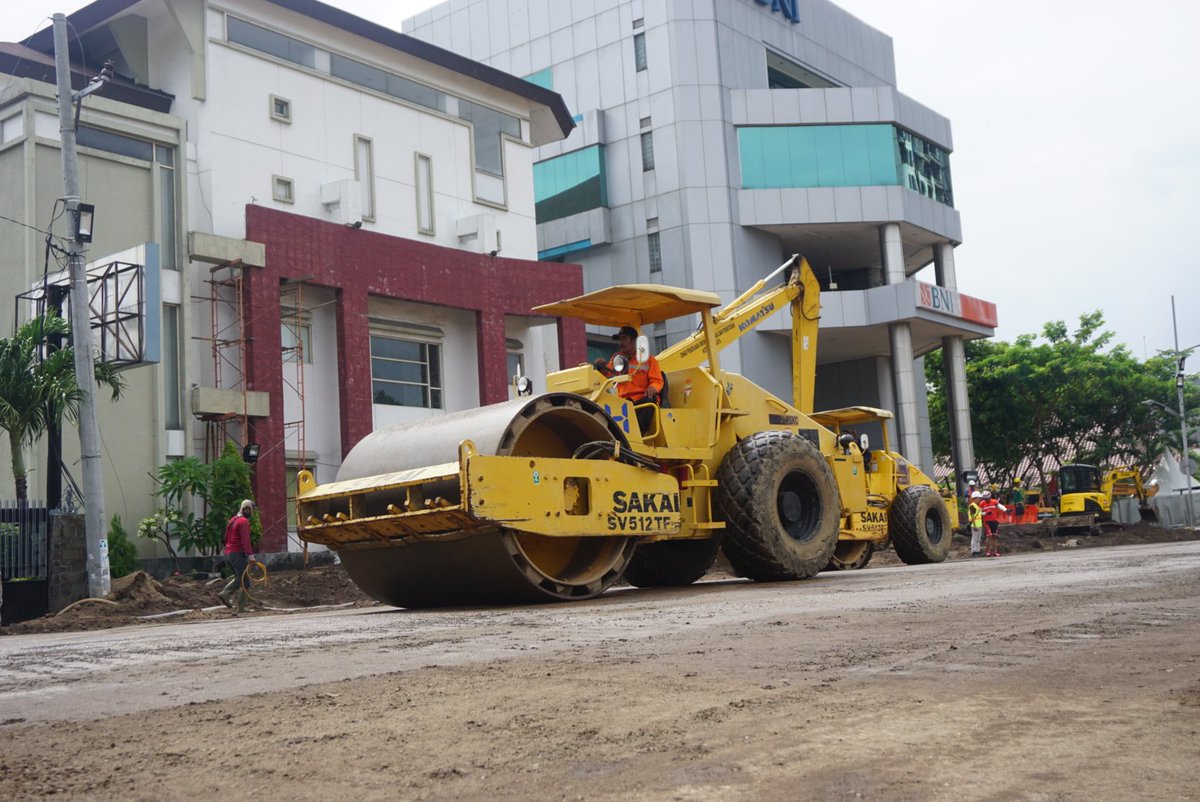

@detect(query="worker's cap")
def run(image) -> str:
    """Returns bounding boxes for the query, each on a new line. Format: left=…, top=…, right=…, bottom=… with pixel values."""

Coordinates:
left=981, top=490, right=992, bottom=498
left=240, top=499, right=255, bottom=513
left=1014, top=478, right=1021, bottom=485
left=611, top=325, right=639, bottom=340
left=970, top=491, right=982, bottom=499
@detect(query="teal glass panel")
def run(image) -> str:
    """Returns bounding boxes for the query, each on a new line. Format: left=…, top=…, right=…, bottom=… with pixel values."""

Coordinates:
left=866, top=125, right=897, bottom=185
left=525, top=68, right=553, bottom=90
left=737, top=124, right=954, bottom=207
left=533, top=146, right=608, bottom=223
left=812, top=125, right=846, bottom=186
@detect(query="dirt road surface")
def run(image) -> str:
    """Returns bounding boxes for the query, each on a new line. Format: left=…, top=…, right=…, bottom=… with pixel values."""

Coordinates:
left=2, top=541, right=1198, bottom=801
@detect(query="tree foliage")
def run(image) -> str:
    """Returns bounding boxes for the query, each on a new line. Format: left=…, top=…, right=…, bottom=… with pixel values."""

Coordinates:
left=139, top=442, right=260, bottom=562
left=0, top=312, right=125, bottom=500
left=926, top=311, right=1199, bottom=487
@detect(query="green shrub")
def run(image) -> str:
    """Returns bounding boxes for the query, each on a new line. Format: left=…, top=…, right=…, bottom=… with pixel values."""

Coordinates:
left=107, top=514, right=140, bottom=578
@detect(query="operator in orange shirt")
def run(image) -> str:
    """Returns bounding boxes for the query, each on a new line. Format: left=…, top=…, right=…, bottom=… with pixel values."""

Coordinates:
left=593, top=325, right=663, bottom=435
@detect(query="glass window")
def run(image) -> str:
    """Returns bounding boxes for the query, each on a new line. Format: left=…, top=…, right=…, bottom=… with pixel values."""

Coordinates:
left=736, top=124, right=953, bottom=207
left=370, top=335, right=442, bottom=409
left=634, top=33, right=647, bottom=72
left=270, top=95, right=292, bottom=123
left=765, top=51, right=836, bottom=89
left=895, top=128, right=954, bottom=206
left=162, top=305, right=181, bottom=429
left=458, top=100, right=520, bottom=178
left=641, top=131, right=655, bottom=171
left=533, top=145, right=608, bottom=223
left=416, top=154, right=434, bottom=234
left=648, top=231, right=662, bottom=274
left=285, top=466, right=300, bottom=531
left=273, top=176, right=294, bottom=203
left=507, top=351, right=523, bottom=380
left=157, top=146, right=177, bottom=270
left=227, top=16, right=315, bottom=68
left=281, top=321, right=312, bottom=364
left=330, top=53, right=389, bottom=95
left=76, top=125, right=153, bottom=161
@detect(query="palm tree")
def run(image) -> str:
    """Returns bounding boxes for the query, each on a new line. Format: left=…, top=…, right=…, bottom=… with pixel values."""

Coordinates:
left=0, top=312, right=125, bottom=501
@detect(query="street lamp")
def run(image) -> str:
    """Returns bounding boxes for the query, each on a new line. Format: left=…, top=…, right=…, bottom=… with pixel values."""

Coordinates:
left=74, top=202, right=95, bottom=243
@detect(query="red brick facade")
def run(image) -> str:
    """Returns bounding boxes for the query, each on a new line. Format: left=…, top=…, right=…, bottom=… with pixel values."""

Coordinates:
left=243, top=205, right=585, bottom=551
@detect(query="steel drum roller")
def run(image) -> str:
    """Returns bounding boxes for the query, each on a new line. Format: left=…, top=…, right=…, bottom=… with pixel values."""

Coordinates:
left=335, top=393, right=637, bottom=607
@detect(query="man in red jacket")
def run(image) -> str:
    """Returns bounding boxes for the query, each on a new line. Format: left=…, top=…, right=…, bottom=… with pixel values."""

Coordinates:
left=978, top=490, right=1007, bottom=557
left=217, top=499, right=257, bottom=611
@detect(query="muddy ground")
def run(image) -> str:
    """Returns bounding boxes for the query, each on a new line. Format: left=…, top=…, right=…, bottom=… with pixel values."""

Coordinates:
left=1, top=539, right=1197, bottom=801
left=2, top=520, right=1193, bottom=636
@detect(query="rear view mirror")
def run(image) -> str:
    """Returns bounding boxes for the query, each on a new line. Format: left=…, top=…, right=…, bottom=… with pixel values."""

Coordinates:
left=612, top=354, right=628, bottom=374
left=636, top=335, right=650, bottom=362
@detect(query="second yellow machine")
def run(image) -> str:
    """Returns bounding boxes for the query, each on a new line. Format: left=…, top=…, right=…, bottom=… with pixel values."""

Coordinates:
left=296, top=255, right=953, bottom=607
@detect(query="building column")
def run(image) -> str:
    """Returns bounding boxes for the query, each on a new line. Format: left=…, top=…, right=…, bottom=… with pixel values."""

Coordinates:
left=934, top=242, right=976, bottom=495
left=336, top=288, right=372, bottom=459
left=476, top=310, right=509, bottom=405
left=557, top=317, right=587, bottom=370
left=244, top=266, right=287, bottom=552
left=880, top=224, right=923, bottom=466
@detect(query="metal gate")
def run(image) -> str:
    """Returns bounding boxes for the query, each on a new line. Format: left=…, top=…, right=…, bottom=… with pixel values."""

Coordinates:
left=0, top=501, right=49, bottom=581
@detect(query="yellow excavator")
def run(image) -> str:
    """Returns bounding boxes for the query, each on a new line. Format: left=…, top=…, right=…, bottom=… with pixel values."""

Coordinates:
left=296, top=255, right=952, bottom=607
left=1057, top=464, right=1158, bottom=533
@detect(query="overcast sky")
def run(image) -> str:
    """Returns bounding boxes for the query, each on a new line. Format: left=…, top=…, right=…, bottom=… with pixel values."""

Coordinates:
left=6, top=0, right=1198, bottom=358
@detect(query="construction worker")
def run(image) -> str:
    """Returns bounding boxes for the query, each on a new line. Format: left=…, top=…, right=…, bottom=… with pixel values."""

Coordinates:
left=594, top=325, right=663, bottom=434
left=1012, top=478, right=1026, bottom=522
left=979, top=490, right=1007, bottom=557
left=968, top=491, right=984, bottom=557
left=218, top=499, right=257, bottom=612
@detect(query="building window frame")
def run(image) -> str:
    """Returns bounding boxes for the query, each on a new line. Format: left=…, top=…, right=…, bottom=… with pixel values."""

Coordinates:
left=370, top=332, right=443, bottom=409
left=415, top=153, right=435, bottom=235
left=270, top=94, right=292, bottom=123
left=633, top=32, right=647, bottom=72
left=272, top=175, right=295, bottom=204
left=647, top=231, right=662, bottom=274
left=641, top=131, right=655, bottom=171
left=354, top=134, right=376, bottom=222
left=281, top=317, right=313, bottom=364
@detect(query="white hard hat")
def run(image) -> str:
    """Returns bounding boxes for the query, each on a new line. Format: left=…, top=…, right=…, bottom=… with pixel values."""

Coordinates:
left=970, top=491, right=982, bottom=499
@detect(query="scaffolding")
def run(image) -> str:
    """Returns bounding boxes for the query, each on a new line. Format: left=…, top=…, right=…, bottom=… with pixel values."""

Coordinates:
left=198, top=259, right=250, bottom=463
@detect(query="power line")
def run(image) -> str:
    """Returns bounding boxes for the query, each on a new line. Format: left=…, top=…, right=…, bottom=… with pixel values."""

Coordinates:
left=0, top=211, right=60, bottom=239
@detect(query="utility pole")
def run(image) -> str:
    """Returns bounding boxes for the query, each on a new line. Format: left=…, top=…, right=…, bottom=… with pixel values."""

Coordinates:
left=53, top=14, right=110, bottom=597
left=1172, top=297, right=1194, bottom=528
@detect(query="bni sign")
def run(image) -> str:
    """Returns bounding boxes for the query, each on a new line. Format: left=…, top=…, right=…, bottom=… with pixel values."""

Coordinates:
left=753, top=0, right=801, bottom=24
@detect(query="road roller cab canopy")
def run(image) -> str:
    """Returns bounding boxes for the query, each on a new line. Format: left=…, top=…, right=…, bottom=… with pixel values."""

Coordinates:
left=532, top=285, right=722, bottom=328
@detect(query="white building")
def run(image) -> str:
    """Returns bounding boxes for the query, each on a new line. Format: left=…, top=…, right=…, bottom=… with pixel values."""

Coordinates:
left=0, top=0, right=580, bottom=553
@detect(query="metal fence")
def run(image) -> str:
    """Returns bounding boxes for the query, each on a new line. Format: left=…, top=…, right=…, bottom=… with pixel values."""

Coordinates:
left=0, top=501, right=49, bottom=581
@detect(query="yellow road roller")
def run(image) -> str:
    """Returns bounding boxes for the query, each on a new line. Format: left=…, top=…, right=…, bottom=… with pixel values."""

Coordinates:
left=296, top=255, right=952, bottom=607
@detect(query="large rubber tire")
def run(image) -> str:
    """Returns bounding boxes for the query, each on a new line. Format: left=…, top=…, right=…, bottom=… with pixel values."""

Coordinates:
left=716, top=431, right=841, bottom=581
left=622, top=537, right=723, bottom=588
left=888, top=485, right=953, bottom=564
left=824, top=540, right=874, bottom=571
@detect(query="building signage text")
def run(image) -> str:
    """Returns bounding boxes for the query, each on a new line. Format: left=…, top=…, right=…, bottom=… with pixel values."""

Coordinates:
left=753, top=0, right=801, bottom=25
left=915, top=281, right=999, bottom=328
